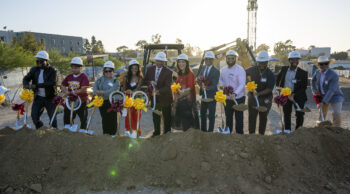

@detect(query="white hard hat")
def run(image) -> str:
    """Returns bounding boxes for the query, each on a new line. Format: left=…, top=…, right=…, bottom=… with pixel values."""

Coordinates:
left=226, top=50, right=238, bottom=57
left=155, top=52, right=167, bottom=62
left=204, top=51, right=215, bottom=59
left=70, top=57, right=83, bottom=66
left=256, top=51, right=270, bottom=62
left=177, top=54, right=188, bottom=61
left=317, top=56, right=330, bottom=63
left=128, top=59, right=140, bottom=66
left=104, top=61, right=115, bottom=69
left=0, top=86, right=9, bottom=95
left=35, top=50, right=49, bottom=60
left=288, top=51, right=301, bottom=59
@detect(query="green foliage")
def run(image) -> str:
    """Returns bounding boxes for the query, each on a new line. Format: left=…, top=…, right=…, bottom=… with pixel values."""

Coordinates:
left=274, top=40, right=296, bottom=65
left=85, top=36, right=104, bottom=54
left=0, top=41, right=35, bottom=69
left=151, top=34, right=161, bottom=44
left=256, top=43, right=270, bottom=53
left=12, top=32, right=45, bottom=55
left=331, top=52, right=348, bottom=60
left=47, top=48, right=71, bottom=76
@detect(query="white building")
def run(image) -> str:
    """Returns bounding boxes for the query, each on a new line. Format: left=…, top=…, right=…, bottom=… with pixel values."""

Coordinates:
left=310, top=47, right=331, bottom=58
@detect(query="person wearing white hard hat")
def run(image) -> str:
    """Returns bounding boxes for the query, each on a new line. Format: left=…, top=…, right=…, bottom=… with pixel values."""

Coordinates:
left=93, top=61, right=120, bottom=135
left=143, top=51, right=173, bottom=137
left=312, top=56, right=344, bottom=127
left=61, top=57, right=90, bottom=130
left=23, top=50, right=58, bottom=129
left=219, top=50, right=246, bottom=134
left=173, top=54, right=199, bottom=131
left=276, top=51, right=308, bottom=132
left=198, top=51, right=220, bottom=132
left=123, top=59, right=144, bottom=136
left=246, top=50, right=275, bottom=135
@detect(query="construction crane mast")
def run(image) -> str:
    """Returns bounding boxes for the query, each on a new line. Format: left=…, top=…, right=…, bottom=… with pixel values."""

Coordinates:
left=247, top=0, right=258, bottom=51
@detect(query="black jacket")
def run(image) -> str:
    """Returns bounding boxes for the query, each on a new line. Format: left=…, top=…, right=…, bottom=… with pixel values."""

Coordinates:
left=23, top=66, right=57, bottom=99
left=276, top=66, right=308, bottom=102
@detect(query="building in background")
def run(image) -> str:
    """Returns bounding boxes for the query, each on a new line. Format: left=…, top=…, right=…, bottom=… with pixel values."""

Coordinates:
left=0, top=30, right=85, bottom=55
left=310, top=47, right=331, bottom=58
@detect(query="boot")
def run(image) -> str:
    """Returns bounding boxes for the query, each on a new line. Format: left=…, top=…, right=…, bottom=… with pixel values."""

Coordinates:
left=332, top=113, right=342, bottom=128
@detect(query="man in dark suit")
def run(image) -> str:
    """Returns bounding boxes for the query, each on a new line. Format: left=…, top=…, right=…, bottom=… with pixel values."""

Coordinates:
left=143, top=51, right=173, bottom=136
left=198, top=51, right=220, bottom=132
left=276, top=51, right=308, bottom=131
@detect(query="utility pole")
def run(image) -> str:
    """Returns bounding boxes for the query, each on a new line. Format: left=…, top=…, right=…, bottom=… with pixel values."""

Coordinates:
left=247, top=0, right=258, bottom=51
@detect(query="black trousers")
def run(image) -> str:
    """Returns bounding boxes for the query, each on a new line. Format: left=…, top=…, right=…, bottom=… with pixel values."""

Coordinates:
left=31, top=96, right=57, bottom=129
left=174, top=99, right=198, bottom=131
left=283, top=100, right=305, bottom=130
left=64, top=102, right=88, bottom=130
left=152, top=97, right=172, bottom=136
left=248, top=96, right=272, bottom=135
left=99, top=100, right=118, bottom=135
left=224, top=97, right=245, bottom=134
left=200, top=101, right=216, bottom=132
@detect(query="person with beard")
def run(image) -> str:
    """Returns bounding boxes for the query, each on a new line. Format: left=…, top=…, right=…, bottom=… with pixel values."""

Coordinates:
left=218, top=50, right=246, bottom=134
left=23, top=50, right=57, bottom=129
left=276, top=51, right=308, bottom=132
left=245, top=51, right=275, bottom=135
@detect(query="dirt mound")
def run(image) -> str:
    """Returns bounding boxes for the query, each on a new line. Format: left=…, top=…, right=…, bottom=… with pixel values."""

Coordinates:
left=0, top=127, right=350, bottom=193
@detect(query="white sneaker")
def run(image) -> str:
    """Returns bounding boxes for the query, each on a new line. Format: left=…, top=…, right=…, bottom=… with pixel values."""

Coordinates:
left=130, top=131, right=137, bottom=138
left=125, top=131, right=130, bottom=137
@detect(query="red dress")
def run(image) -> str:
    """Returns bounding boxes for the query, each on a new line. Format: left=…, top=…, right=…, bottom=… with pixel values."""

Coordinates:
left=124, top=80, right=142, bottom=136
left=176, top=71, right=196, bottom=101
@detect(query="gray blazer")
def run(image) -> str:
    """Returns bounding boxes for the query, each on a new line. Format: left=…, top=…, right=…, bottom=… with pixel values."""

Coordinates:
left=198, top=65, right=220, bottom=99
left=311, top=69, right=344, bottom=103
left=93, top=76, right=120, bottom=100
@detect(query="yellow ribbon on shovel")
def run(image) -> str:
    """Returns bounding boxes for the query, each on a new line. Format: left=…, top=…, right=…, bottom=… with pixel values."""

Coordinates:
left=246, top=81, right=257, bottom=92
left=86, top=96, right=104, bottom=132
left=171, top=82, right=182, bottom=94
left=0, top=94, right=5, bottom=103
left=20, top=89, right=34, bottom=127
left=215, top=90, right=226, bottom=106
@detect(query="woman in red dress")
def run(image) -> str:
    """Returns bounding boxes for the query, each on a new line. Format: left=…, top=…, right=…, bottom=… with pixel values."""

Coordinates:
left=173, top=54, right=199, bottom=131
left=123, top=60, right=143, bottom=136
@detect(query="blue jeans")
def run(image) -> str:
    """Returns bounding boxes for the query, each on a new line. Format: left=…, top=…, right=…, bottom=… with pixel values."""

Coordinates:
left=225, top=96, right=245, bottom=134
left=200, top=101, right=216, bottom=132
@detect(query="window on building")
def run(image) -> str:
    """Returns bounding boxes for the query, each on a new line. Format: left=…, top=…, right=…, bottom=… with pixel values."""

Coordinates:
left=52, top=39, right=55, bottom=45
left=0, top=36, right=4, bottom=41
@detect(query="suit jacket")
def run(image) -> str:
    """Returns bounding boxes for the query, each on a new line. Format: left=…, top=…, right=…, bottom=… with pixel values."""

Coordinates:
left=198, top=65, right=220, bottom=99
left=311, top=69, right=344, bottom=103
left=276, top=66, right=308, bottom=102
left=143, top=65, right=173, bottom=106
left=23, top=66, right=57, bottom=99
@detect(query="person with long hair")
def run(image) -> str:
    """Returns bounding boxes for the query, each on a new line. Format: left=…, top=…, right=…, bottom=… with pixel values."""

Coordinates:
left=173, top=54, right=199, bottom=131
left=123, top=59, right=143, bottom=136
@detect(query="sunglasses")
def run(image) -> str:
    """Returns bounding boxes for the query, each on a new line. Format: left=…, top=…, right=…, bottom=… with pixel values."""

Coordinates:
left=36, top=60, right=45, bottom=64
left=319, top=63, right=329, bottom=66
left=104, top=70, right=113, bottom=73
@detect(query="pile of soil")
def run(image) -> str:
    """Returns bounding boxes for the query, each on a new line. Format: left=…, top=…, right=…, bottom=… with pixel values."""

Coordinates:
left=0, top=126, right=350, bottom=193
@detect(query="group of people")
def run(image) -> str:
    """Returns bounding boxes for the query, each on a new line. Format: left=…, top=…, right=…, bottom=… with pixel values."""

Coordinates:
left=22, top=48, right=344, bottom=136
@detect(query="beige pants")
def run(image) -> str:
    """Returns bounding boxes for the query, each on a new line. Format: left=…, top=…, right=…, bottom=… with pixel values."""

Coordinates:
left=319, top=102, right=342, bottom=127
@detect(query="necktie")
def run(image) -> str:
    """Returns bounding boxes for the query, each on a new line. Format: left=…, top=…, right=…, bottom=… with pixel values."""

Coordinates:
left=205, top=66, right=209, bottom=78
left=155, top=68, right=160, bottom=82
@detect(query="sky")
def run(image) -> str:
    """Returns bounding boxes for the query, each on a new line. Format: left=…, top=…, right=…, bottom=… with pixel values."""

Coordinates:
left=1, top=0, right=350, bottom=53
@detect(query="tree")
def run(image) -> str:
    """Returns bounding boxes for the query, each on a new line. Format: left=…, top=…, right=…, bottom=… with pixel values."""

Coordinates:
left=274, top=39, right=296, bottom=65
left=47, top=48, right=70, bottom=76
left=88, top=36, right=104, bottom=54
left=0, top=41, right=35, bottom=69
left=84, top=39, right=92, bottom=54
left=12, top=32, right=44, bottom=55
left=116, top=45, right=128, bottom=53
left=256, top=43, right=270, bottom=53
left=331, top=52, right=348, bottom=60
left=135, top=40, right=148, bottom=50
left=232, top=38, right=252, bottom=69
left=308, top=45, right=316, bottom=50
left=183, top=43, right=195, bottom=57
left=176, top=38, right=183, bottom=44
left=151, top=34, right=161, bottom=44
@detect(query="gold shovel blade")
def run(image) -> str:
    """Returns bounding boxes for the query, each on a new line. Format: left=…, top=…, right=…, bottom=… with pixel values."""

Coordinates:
left=232, top=104, right=248, bottom=111
left=152, top=110, right=163, bottom=116
left=254, top=106, right=267, bottom=112
left=201, top=98, right=213, bottom=102
left=316, top=120, right=332, bottom=127
left=300, top=107, right=311, bottom=112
